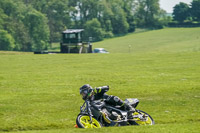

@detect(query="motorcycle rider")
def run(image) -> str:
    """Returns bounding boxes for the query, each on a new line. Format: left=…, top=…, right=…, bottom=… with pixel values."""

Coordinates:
left=79, top=84, right=135, bottom=119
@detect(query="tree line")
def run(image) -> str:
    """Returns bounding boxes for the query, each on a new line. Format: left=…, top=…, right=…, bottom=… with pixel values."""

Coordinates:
left=173, top=0, right=200, bottom=23
left=0, top=0, right=200, bottom=52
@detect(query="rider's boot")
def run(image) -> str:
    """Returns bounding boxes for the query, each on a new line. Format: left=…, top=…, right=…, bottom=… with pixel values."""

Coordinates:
left=107, top=96, right=135, bottom=119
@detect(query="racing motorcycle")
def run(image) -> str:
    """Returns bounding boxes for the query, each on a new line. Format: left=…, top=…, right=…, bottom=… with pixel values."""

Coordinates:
left=76, top=98, right=154, bottom=128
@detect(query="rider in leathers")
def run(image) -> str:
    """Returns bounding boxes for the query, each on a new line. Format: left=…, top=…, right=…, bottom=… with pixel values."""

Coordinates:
left=79, top=84, right=135, bottom=118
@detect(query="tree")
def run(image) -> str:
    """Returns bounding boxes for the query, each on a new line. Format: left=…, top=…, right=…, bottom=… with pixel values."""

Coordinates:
left=172, top=2, right=190, bottom=23
left=83, top=18, right=105, bottom=41
left=0, top=30, right=15, bottom=50
left=191, top=0, right=200, bottom=21
left=135, top=0, right=161, bottom=28
left=72, top=0, right=102, bottom=27
left=97, top=0, right=114, bottom=34
left=156, top=9, right=171, bottom=28
left=0, top=9, right=7, bottom=29
left=122, top=0, right=136, bottom=32
left=12, top=20, right=31, bottom=51
left=19, top=0, right=71, bottom=43
left=111, top=3, right=129, bottom=34
left=46, top=0, right=71, bottom=42
left=23, top=8, right=50, bottom=51
left=70, top=0, right=131, bottom=35
left=0, top=0, right=47, bottom=51
left=0, top=0, right=30, bottom=51
left=99, top=0, right=129, bottom=34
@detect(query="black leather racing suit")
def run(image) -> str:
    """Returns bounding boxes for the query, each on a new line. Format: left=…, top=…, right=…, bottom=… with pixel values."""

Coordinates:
left=90, top=86, right=134, bottom=113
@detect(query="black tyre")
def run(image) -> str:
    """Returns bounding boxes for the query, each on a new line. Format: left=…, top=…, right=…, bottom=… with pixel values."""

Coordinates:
left=76, top=114, right=102, bottom=128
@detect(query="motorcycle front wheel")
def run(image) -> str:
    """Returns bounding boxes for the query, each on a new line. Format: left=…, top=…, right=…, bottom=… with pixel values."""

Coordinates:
left=76, top=114, right=102, bottom=128
left=129, top=110, right=155, bottom=125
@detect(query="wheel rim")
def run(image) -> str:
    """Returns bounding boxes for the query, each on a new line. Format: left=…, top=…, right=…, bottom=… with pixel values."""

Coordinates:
left=80, top=116, right=101, bottom=128
left=132, top=112, right=153, bottom=125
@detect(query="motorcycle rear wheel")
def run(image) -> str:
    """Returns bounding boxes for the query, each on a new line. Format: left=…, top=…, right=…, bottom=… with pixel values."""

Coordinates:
left=129, top=110, right=155, bottom=125
left=76, top=114, right=102, bottom=128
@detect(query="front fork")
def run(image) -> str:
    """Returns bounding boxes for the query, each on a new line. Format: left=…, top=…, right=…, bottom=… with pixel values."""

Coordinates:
left=86, top=100, right=93, bottom=123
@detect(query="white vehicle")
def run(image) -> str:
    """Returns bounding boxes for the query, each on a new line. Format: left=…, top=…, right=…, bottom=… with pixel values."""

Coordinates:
left=93, top=48, right=109, bottom=53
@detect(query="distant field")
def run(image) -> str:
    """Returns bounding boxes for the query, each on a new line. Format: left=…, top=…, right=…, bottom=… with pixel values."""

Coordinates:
left=94, top=28, right=200, bottom=53
left=0, top=28, right=200, bottom=133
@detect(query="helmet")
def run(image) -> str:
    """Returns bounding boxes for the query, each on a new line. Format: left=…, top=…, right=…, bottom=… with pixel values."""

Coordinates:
left=79, top=84, right=93, bottom=100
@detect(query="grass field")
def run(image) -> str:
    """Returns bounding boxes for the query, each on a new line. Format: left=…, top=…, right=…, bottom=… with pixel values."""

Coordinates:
left=0, top=28, right=200, bottom=132
left=94, top=28, right=200, bottom=53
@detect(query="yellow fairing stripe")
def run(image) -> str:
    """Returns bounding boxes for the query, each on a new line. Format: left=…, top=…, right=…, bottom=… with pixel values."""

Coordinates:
left=98, top=87, right=102, bottom=93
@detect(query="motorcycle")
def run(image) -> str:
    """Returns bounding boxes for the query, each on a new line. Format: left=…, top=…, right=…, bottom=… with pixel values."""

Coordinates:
left=76, top=98, right=155, bottom=128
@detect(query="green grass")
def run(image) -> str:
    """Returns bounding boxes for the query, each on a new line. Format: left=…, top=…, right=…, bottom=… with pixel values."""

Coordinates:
left=94, top=28, right=200, bottom=53
left=0, top=28, right=200, bottom=132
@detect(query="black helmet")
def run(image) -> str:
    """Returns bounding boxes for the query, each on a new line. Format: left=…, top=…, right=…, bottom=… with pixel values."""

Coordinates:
left=79, top=84, right=93, bottom=100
